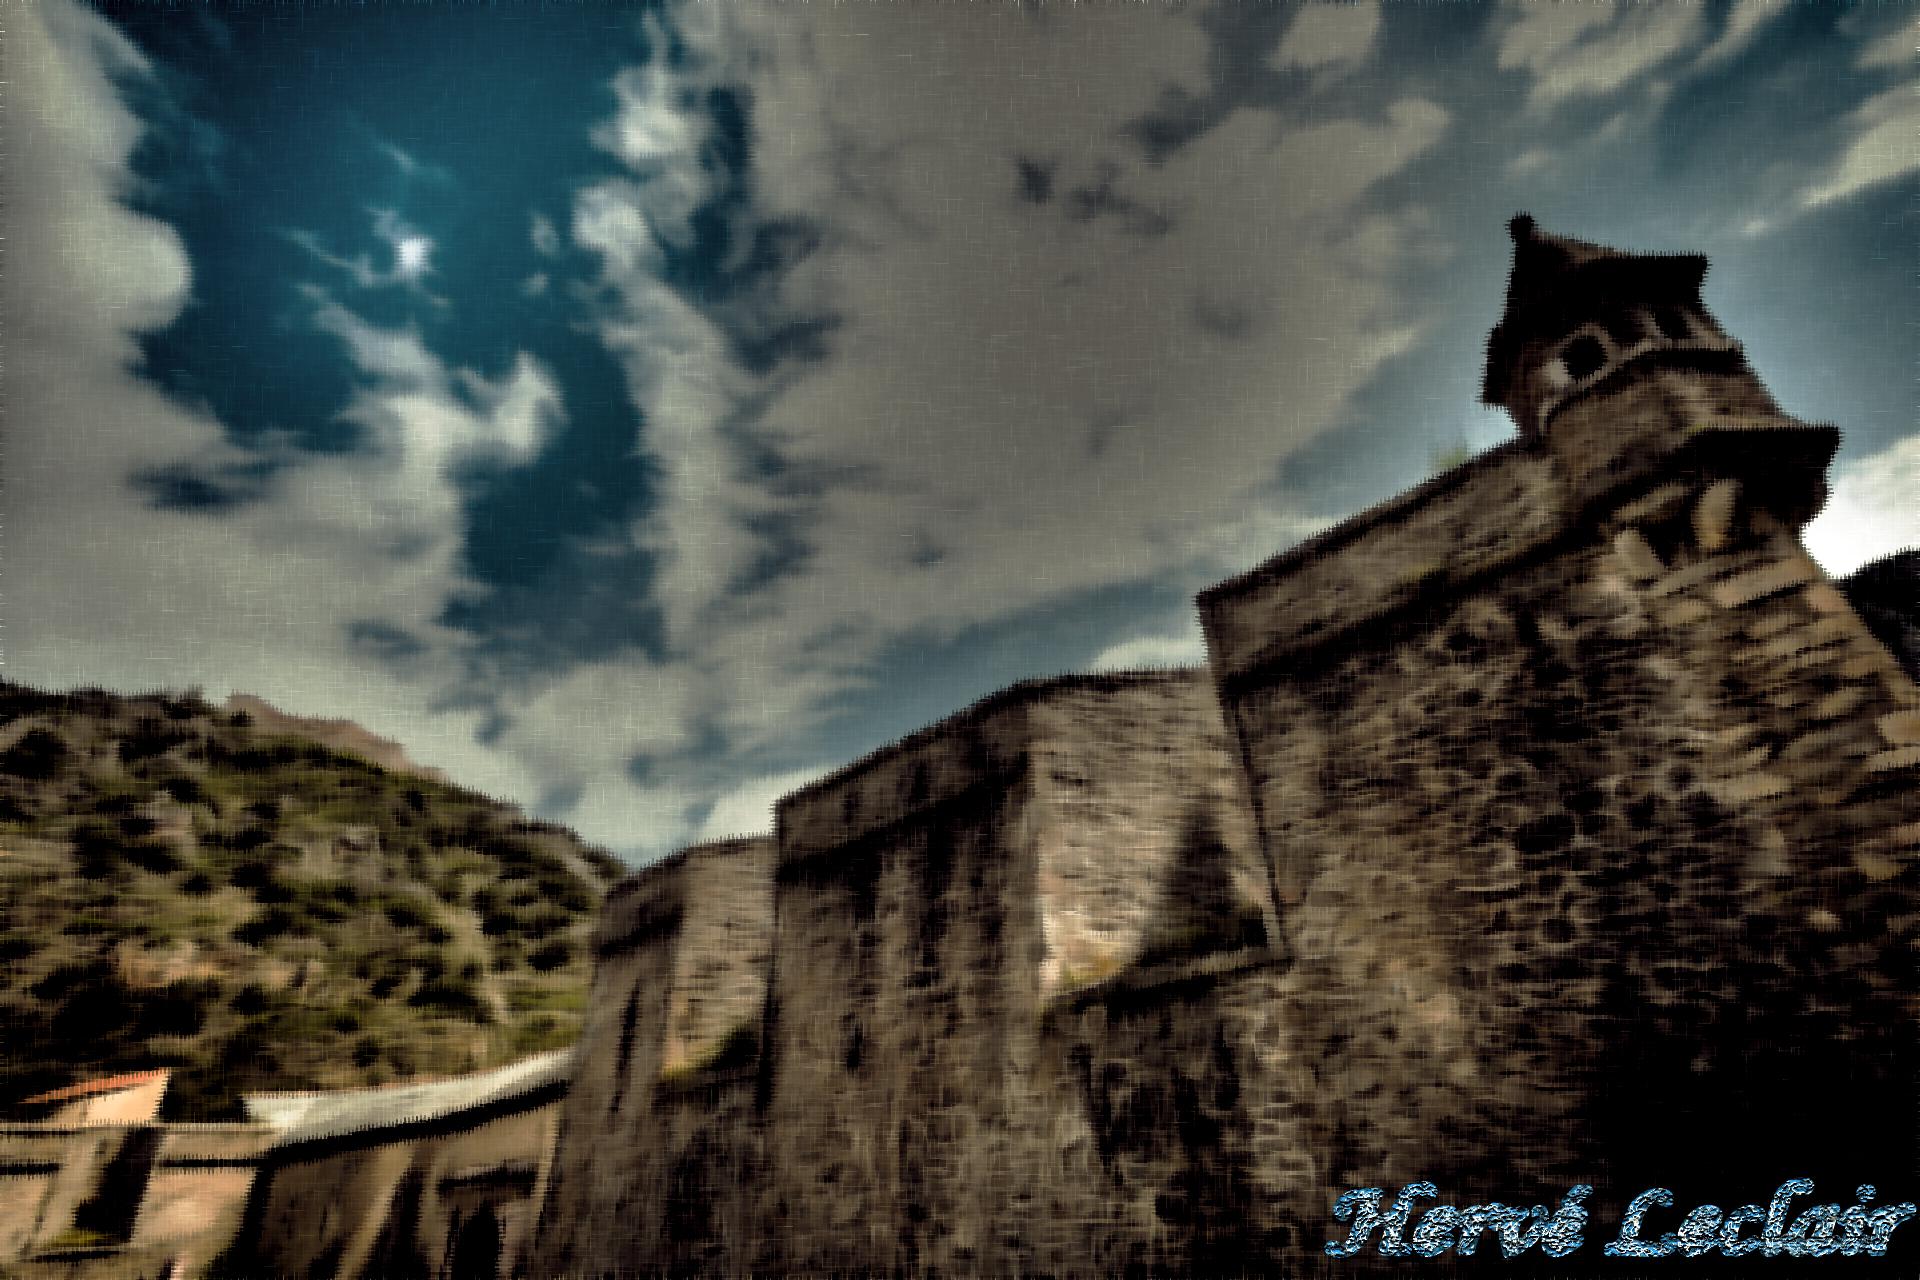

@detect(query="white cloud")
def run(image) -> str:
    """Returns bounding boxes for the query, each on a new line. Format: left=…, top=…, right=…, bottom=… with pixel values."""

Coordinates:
left=1088, top=628, right=1208, bottom=674
left=1799, top=84, right=1920, bottom=209
left=1695, top=0, right=1788, bottom=70
left=697, top=766, right=832, bottom=842
left=1270, top=0, right=1381, bottom=72
left=556, top=1, right=1448, bottom=830
left=1497, top=0, right=1707, bottom=109
left=585, top=19, right=716, bottom=254
left=310, top=300, right=561, bottom=471
left=1803, top=434, right=1920, bottom=577
left=530, top=212, right=562, bottom=257
left=1854, top=15, right=1916, bottom=71
left=1508, top=146, right=1555, bottom=177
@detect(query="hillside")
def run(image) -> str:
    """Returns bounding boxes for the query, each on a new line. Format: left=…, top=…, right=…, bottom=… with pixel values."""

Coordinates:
left=0, top=681, right=625, bottom=1120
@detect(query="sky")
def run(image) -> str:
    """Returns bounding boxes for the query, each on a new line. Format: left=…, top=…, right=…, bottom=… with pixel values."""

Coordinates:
left=4, top=0, right=1915, bottom=862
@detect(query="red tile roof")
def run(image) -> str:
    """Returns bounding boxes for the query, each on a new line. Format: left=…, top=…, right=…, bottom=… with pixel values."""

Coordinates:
left=21, top=1069, right=170, bottom=1105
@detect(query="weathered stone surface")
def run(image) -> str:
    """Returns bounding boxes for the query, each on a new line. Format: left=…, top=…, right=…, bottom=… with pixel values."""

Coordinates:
left=1692, top=477, right=1742, bottom=551
left=752, top=672, right=1285, bottom=1277
left=531, top=839, right=772, bottom=1279
left=1205, top=396, right=1917, bottom=1263
left=518, top=220, right=1920, bottom=1278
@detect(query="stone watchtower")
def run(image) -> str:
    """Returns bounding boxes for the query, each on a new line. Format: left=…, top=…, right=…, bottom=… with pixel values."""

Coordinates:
left=1485, top=214, right=1835, bottom=516
left=1201, top=217, right=1919, bottom=1236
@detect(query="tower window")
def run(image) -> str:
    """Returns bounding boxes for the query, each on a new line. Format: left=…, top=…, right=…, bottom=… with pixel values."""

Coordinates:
left=1651, top=306, right=1692, bottom=341
left=1561, top=335, right=1607, bottom=380
left=1602, top=309, right=1642, bottom=347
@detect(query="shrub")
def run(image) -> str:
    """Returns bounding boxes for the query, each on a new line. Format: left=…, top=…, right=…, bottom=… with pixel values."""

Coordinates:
left=122, top=841, right=180, bottom=875
left=408, top=978, right=491, bottom=1023
left=1, top=729, right=68, bottom=780
left=161, top=776, right=210, bottom=807
left=119, top=718, right=188, bottom=763
left=380, top=897, right=429, bottom=931
left=527, top=940, right=573, bottom=972
left=232, top=907, right=304, bottom=947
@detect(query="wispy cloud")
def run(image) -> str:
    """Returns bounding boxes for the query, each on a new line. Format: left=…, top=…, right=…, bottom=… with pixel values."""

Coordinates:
left=1497, top=0, right=1706, bottom=109
left=378, top=139, right=454, bottom=185
left=288, top=205, right=445, bottom=300
left=1798, top=84, right=1920, bottom=209
left=1269, top=0, right=1382, bottom=73
left=1694, top=0, right=1790, bottom=70
left=542, top=1, right=1450, bottom=851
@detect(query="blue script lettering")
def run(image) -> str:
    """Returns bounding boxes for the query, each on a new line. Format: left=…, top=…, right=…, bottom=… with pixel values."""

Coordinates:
left=1606, top=1179, right=1916, bottom=1260
left=1328, top=1183, right=1590, bottom=1259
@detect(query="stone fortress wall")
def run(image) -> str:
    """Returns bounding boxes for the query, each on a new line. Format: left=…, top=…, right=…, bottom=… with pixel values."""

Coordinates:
left=528, top=220, right=1920, bottom=1276
left=23, top=218, right=1900, bottom=1280
left=12, top=221, right=1905, bottom=1280
left=535, top=837, right=774, bottom=1278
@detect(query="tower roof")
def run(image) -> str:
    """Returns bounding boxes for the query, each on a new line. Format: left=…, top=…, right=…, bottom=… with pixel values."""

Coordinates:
left=1483, top=215, right=1710, bottom=408
left=20, top=1068, right=170, bottom=1106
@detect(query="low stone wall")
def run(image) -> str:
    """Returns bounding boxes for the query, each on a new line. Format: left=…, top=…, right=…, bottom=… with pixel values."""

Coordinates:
left=234, top=1097, right=559, bottom=1280
left=0, top=1122, right=271, bottom=1279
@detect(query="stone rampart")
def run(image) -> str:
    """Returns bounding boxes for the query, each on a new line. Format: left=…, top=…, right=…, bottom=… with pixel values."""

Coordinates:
left=740, top=672, right=1290, bottom=1275
left=1198, top=222, right=1919, bottom=1255
left=532, top=838, right=773, bottom=1278
left=524, top=219, right=1919, bottom=1277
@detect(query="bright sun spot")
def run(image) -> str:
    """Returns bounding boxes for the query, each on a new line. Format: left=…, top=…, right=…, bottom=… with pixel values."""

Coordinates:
left=395, top=236, right=433, bottom=278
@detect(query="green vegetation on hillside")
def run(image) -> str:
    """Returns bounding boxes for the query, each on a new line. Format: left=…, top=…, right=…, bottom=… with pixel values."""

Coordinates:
left=0, top=681, right=624, bottom=1120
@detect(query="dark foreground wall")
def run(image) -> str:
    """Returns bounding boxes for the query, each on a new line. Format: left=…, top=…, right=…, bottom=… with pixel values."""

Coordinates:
left=1201, top=237, right=1919, bottom=1261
